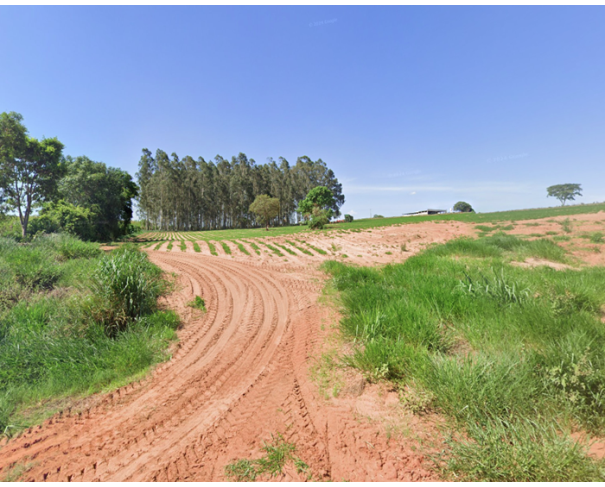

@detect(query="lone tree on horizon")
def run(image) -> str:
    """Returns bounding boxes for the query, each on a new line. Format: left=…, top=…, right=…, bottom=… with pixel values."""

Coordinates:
left=454, top=201, right=474, bottom=213
left=249, top=194, right=280, bottom=230
left=547, top=183, right=582, bottom=206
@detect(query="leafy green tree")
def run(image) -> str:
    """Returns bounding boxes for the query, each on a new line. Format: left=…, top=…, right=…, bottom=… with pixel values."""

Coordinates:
left=0, top=112, right=65, bottom=238
left=297, top=186, right=335, bottom=219
left=249, top=194, right=280, bottom=230
left=454, top=201, right=474, bottom=213
left=29, top=200, right=96, bottom=240
left=344, top=214, right=354, bottom=222
left=547, top=184, right=582, bottom=206
left=308, top=207, right=330, bottom=230
left=60, top=156, right=138, bottom=240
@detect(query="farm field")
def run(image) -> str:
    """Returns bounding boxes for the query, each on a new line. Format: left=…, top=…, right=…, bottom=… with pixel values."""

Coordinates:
left=2, top=208, right=605, bottom=481
left=132, top=201, right=605, bottom=244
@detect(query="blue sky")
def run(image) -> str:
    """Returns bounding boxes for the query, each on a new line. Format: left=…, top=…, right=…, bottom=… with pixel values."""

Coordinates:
left=1, top=6, right=604, bottom=217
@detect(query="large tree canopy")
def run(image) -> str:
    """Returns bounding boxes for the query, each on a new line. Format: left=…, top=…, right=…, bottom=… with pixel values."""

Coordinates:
left=0, top=112, right=65, bottom=237
left=59, top=156, right=138, bottom=240
left=454, top=201, right=474, bottom=213
left=547, top=184, right=582, bottom=206
left=249, top=195, right=280, bottom=230
left=136, top=150, right=344, bottom=231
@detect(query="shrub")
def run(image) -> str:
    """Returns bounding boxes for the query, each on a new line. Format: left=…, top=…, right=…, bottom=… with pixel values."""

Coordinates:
left=309, top=208, right=330, bottom=230
left=344, top=214, right=354, bottom=222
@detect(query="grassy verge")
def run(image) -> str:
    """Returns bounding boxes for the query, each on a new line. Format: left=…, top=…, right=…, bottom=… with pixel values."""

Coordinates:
left=322, top=233, right=605, bottom=480
left=0, top=235, right=179, bottom=438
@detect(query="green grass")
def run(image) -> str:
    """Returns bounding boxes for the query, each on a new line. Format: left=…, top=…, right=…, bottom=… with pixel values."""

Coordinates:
left=207, top=241, right=218, bottom=256
left=322, top=233, right=605, bottom=480
left=192, top=241, right=201, bottom=252
left=186, top=295, right=206, bottom=312
left=0, top=237, right=178, bottom=437
left=153, top=241, right=163, bottom=250
left=166, top=241, right=173, bottom=251
left=286, top=240, right=313, bottom=256
left=220, top=241, right=232, bottom=255
left=224, top=434, right=305, bottom=481
left=180, top=240, right=187, bottom=251
left=233, top=240, right=250, bottom=255
left=132, top=202, right=605, bottom=243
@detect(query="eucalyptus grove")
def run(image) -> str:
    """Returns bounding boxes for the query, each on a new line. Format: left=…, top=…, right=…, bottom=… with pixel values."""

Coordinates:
left=136, top=149, right=344, bottom=231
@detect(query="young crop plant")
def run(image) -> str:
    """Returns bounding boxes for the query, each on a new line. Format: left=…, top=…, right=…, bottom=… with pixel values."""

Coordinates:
left=233, top=241, right=250, bottom=255
left=275, top=243, right=296, bottom=255
left=167, top=241, right=173, bottom=251
left=207, top=241, right=218, bottom=256
left=153, top=241, right=164, bottom=250
left=303, top=241, right=327, bottom=255
left=286, top=240, right=313, bottom=256
left=242, top=239, right=261, bottom=255
left=559, top=218, right=573, bottom=233
left=262, top=242, right=284, bottom=257
left=180, top=240, right=187, bottom=252
left=220, top=241, right=232, bottom=255
left=193, top=242, right=201, bottom=252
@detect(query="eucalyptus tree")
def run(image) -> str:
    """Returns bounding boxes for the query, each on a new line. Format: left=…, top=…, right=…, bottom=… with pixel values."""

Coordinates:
left=136, top=148, right=345, bottom=231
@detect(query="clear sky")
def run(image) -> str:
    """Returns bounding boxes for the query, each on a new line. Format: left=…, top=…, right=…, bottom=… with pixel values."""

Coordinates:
left=1, top=6, right=604, bottom=217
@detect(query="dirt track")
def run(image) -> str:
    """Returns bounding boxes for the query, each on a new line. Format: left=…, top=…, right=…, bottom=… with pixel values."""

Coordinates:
left=3, top=214, right=605, bottom=481
left=0, top=250, right=438, bottom=481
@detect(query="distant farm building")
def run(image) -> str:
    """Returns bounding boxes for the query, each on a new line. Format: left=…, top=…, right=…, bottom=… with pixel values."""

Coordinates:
left=404, top=209, right=447, bottom=216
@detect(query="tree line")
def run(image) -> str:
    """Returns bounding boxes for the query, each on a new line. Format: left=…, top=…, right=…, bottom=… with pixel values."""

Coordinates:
left=136, top=149, right=344, bottom=231
left=0, top=112, right=137, bottom=241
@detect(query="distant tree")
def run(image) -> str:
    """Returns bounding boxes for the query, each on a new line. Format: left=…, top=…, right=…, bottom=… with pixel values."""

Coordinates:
left=373, top=214, right=384, bottom=219
left=249, top=194, right=280, bottom=230
left=547, top=184, right=582, bottom=206
left=0, top=112, right=65, bottom=238
left=344, top=214, right=354, bottom=222
left=454, top=201, right=474, bottom=213
left=298, top=186, right=335, bottom=219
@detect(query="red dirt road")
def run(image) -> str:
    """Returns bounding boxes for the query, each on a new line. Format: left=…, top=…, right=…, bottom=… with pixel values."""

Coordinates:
left=0, top=251, right=438, bottom=481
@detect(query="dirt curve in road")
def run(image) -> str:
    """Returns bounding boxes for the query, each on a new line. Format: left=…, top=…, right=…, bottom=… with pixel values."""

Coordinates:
left=0, top=250, right=437, bottom=481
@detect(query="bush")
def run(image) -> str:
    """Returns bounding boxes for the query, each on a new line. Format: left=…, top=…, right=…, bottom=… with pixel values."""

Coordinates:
left=309, top=208, right=330, bottom=230
left=344, top=214, right=354, bottom=223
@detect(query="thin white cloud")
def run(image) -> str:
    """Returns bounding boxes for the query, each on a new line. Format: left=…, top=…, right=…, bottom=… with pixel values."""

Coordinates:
left=410, top=191, right=416, bottom=195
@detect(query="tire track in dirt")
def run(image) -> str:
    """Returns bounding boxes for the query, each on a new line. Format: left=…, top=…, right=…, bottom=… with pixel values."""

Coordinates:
left=0, top=247, right=441, bottom=481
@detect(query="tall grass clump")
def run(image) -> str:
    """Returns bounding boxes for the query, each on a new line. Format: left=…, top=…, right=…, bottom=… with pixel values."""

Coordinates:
left=322, top=235, right=605, bottom=480
left=87, top=247, right=164, bottom=336
left=0, top=238, right=178, bottom=437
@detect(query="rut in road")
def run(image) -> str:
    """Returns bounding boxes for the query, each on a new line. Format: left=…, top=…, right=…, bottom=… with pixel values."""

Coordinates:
left=0, top=253, right=435, bottom=481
